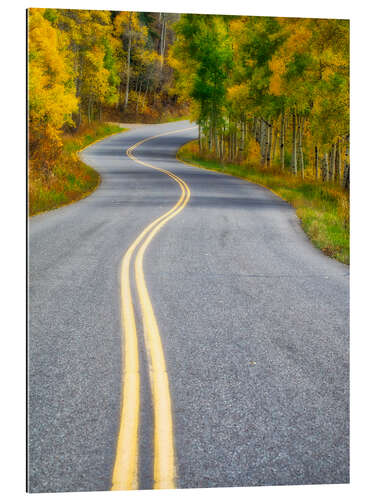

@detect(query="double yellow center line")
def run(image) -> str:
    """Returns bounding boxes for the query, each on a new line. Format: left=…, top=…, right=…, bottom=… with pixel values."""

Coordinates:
left=111, top=127, right=196, bottom=491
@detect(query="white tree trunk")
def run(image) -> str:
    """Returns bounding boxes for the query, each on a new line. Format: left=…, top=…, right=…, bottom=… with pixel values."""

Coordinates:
left=314, top=145, right=319, bottom=180
left=239, top=120, right=245, bottom=160
left=271, top=126, right=278, bottom=161
left=329, top=143, right=336, bottom=182
left=267, top=121, right=272, bottom=167
left=342, top=144, right=350, bottom=189
left=298, top=116, right=305, bottom=179
left=335, top=140, right=341, bottom=183
left=160, top=14, right=167, bottom=71
left=124, top=15, right=132, bottom=110
left=280, top=113, right=285, bottom=170
left=323, top=152, right=329, bottom=182
left=292, top=112, right=297, bottom=175
left=260, top=118, right=266, bottom=165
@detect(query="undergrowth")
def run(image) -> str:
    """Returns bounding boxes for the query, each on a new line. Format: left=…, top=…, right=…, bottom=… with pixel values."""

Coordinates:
left=29, top=123, right=124, bottom=216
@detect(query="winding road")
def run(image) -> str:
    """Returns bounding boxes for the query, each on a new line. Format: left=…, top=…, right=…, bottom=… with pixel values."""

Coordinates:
left=28, top=121, right=349, bottom=493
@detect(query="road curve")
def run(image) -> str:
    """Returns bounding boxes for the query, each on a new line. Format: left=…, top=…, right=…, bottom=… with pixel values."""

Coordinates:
left=28, top=121, right=349, bottom=492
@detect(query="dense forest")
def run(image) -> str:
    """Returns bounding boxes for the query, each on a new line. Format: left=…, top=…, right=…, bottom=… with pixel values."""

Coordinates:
left=172, top=14, right=349, bottom=187
left=28, top=9, right=349, bottom=184
left=28, top=9, right=349, bottom=226
left=28, top=8, right=186, bottom=176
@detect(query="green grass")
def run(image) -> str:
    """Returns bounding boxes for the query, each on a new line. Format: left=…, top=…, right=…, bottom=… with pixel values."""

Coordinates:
left=62, top=123, right=125, bottom=153
left=29, top=123, right=126, bottom=216
left=178, top=140, right=349, bottom=265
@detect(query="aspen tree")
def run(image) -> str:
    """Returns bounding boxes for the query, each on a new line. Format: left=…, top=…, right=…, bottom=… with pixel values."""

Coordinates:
left=280, top=112, right=285, bottom=170
left=335, top=140, right=341, bottom=183
left=28, top=8, right=77, bottom=172
left=124, top=14, right=132, bottom=109
left=292, top=111, right=297, bottom=175
left=321, top=156, right=326, bottom=182
left=267, top=121, right=272, bottom=167
left=342, top=144, right=350, bottom=190
left=172, top=13, right=348, bottom=184
left=330, top=143, right=336, bottom=182
left=323, top=153, right=329, bottom=182
left=271, top=125, right=278, bottom=162
left=314, top=146, right=319, bottom=180
left=298, top=116, right=305, bottom=179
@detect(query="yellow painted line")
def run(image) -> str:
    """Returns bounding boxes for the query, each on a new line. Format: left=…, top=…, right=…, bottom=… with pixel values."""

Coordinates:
left=111, top=126, right=196, bottom=491
left=111, top=240, right=140, bottom=490
left=177, top=147, right=286, bottom=201
left=134, top=181, right=190, bottom=489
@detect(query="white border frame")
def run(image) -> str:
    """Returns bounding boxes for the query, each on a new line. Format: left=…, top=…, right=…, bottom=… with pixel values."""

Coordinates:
left=1, top=1, right=374, bottom=499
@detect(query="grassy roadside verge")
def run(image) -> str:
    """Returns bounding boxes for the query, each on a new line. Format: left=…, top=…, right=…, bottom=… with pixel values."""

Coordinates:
left=29, top=123, right=125, bottom=216
left=177, top=140, right=349, bottom=265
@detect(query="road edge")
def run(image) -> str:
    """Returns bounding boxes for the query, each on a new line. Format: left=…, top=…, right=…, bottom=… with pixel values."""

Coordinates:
left=176, top=141, right=349, bottom=267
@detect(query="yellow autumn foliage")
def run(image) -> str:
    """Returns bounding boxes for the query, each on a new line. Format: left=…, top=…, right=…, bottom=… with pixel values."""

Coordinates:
left=28, top=8, right=77, bottom=172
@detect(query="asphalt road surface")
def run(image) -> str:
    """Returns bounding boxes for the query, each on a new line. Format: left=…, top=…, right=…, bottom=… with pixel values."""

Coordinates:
left=28, top=121, right=349, bottom=493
